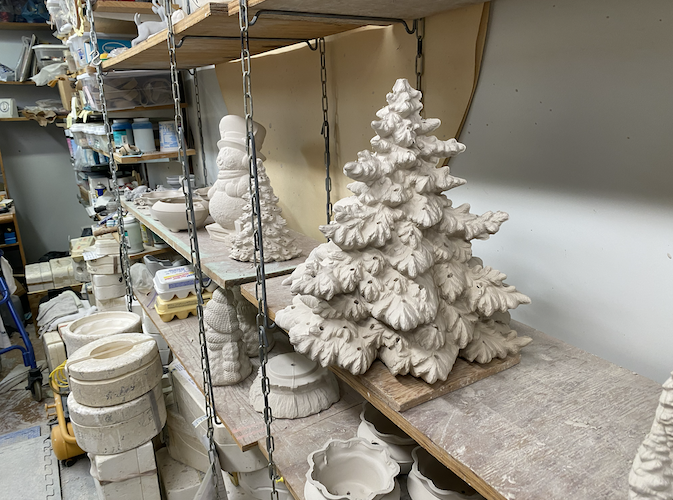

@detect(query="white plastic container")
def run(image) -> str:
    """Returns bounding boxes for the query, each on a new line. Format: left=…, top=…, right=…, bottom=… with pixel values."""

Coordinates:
left=159, top=121, right=179, bottom=152
left=153, top=266, right=196, bottom=300
left=0, top=98, right=18, bottom=119
left=66, top=33, right=90, bottom=69
left=132, top=118, right=156, bottom=153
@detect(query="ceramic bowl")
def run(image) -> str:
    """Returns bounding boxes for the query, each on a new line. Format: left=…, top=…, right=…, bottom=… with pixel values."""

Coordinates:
left=61, top=311, right=141, bottom=355
left=407, top=447, right=484, bottom=500
left=238, top=468, right=292, bottom=500
left=150, top=198, right=209, bottom=232
left=249, top=352, right=340, bottom=419
left=357, top=402, right=416, bottom=474
left=305, top=438, right=400, bottom=500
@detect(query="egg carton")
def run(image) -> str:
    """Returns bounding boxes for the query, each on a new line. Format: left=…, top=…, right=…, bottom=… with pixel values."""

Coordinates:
left=154, top=292, right=212, bottom=322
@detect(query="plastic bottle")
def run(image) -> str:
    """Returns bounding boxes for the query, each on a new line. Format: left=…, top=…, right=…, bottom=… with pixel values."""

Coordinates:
left=132, top=118, right=156, bottom=153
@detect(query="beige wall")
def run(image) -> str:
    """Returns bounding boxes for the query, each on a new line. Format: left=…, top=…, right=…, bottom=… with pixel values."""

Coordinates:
left=216, top=3, right=488, bottom=241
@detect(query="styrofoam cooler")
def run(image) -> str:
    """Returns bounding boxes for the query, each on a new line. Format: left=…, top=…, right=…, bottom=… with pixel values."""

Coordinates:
left=168, top=360, right=267, bottom=472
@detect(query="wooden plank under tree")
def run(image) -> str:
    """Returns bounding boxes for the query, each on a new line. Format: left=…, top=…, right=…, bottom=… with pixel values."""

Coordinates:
left=240, top=276, right=521, bottom=411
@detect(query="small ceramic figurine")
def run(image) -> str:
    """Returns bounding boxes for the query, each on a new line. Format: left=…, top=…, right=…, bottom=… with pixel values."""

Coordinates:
left=206, top=114, right=302, bottom=263
left=276, top=79, right=531, bottom=384
left=629, top=372, right=673, bottom=499
left=132, top=0, right=167, bottom=47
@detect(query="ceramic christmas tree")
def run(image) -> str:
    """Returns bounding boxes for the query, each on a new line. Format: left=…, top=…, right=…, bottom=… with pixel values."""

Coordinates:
left=276, top=79, right=531, bottom=384
left=229, top=160, right=302, bottom=263
left=629, top=374, right=673, bottom=499
left=203, top=287, right=252, bottom=386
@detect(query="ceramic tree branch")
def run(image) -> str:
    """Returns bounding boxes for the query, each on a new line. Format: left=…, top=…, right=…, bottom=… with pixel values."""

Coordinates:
left=276, top=79, right=531, bottom=384
left=629, top=373, right=673, bottom=499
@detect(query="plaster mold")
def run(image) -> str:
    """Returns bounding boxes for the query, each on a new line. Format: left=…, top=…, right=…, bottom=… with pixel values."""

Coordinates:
left=408, top=447, right=484, bottom=500
left=357, top=402, right=416, bottom=474
left=276, top=79, right=531, bottom=384
left=156, top=448, right=202, bottom=500
left=150, top=198, right=209, bottom=232
left=61, top=311, right=141, bottom=356
left=629, top=372, right=673, bottom=500
left=166, top=405, right=210, bottom=473
left=305, top=438, right=400, bottom=500
left=203, top=287, right=253, bottom=386
left=89, top=440, right=156, bottom=483
left=66, top=333, right=162, bottom=407
left=249, top=352, right=340, bottom=419
left=68, top=382, right=166, bottom=455
left=93, top=474, right=160, bottom=500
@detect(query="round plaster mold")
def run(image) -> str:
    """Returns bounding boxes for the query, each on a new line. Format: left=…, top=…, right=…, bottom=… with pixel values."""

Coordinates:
left=61, top=311, right=142, bottom=355
left=357, top=402, right=416, bottom=474
left=68, top=382, right=166, bottom=455
left=305, top=438, right=400, bottom=500
left=407, top=447, right=484, bottom=500
left=249, top=352, right=339, bottom=419
left=66, top=332, right=162, bottom=407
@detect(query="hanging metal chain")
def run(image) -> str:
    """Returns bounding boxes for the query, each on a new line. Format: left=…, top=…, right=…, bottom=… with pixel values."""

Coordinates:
left=164, top=1, right=221, bottom=495
left=239, top=1, right=280, bottom=498
left=415, top=18, right=425, bottom=111
left=192, top=69, right=209, bottom=186
left=85, top=0, right=133, bottom=311
left=319, top=37, right=331, bottom=226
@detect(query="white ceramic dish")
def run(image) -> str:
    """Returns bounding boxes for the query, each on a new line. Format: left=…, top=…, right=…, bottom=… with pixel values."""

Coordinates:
left=407, top=447, right=484, bottom=500
left=150, top=198, right=209, bottom=232
left=357, top=402, right=416, bottom=474
left=305, top=438, right=400, bottom=500
left=136, top=190, right=183, bottom=207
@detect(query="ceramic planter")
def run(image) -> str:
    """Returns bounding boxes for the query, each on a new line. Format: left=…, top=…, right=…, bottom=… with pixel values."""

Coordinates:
left=249, top=351, right=340, bottom=419
left=357, top=402, right=416, bottom=474
left=150, top=198, right=209, bottom=232
left=305, top=438, right=400, bottom=500
left=407, top=447, right=484, bottom=500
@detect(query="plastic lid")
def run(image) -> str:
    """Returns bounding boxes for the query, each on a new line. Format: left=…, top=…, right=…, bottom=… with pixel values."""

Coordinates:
left=112, top=119, right=131, bottom=123
left=132, top=120, right=153, bottom=129
left=133, top=118, right=150, bottom=122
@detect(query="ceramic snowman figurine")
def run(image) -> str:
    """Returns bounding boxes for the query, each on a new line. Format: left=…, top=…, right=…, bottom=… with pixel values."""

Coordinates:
left=207, top=115, right=266, bottom=239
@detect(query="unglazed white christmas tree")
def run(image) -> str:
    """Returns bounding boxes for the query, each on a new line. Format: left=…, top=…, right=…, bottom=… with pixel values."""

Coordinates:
left=229, top=160, right=302, bottom=263
left=276, top=79, right=531, bottom=384
left=629, top=374, right=673, bottom=500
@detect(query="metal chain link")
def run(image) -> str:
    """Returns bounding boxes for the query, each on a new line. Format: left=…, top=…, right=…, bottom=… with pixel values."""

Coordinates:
left=415, top=18, right=425, bottom=113
left=85, top=0, right=133, bottom=311
left=192, top=70, right=209, bottom=186
left=164, top=1, right=221, bottom=495
left=238, top=1, right=280, bottom=498
left=319, top=37, right=331, bottom=226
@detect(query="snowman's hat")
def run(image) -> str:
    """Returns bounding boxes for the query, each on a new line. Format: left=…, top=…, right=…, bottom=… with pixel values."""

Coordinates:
left=217, top=114, right=266, bottom=161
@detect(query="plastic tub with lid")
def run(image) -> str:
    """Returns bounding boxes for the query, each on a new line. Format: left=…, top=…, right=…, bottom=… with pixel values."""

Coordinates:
left=71, top=123, right=90, bottom=149
left=32, top=44, right=69, bottom=71
left=132, top=118, right=155, bottom=152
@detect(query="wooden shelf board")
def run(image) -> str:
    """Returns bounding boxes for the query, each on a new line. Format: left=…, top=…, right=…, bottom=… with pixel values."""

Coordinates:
left=0, top=115, right=68, bottom=122
left=92, top=147, right=196, bottom=163
left=102, top=3, right=381, bottom=70
left=0, top=242, right=19, bottom=248
left=239, top=273, right=663, bottom=499
left=0, top=80, right=35, bottom=85
left=135, top=289, right=364, bottom=500
left=0, top=207, right=16, bottom=224
left=122, top=200, right=318, bottom=288
left=0, top=22, right=52, bottom=30
left=228, top=0, right=487, bottom=19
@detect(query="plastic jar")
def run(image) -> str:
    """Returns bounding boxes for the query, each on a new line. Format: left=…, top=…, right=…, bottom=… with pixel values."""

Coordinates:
left=112, top=119, right=134, bottom=148
left=132, top=118, right=156, bottom=153
left=123, top=215, right=144, bottom=254
left=159, top=121, right=179, bottom=152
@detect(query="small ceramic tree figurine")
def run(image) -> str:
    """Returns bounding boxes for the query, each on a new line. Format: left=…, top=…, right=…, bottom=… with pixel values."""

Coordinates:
left=276, top=78, right=531, bottom=384
left=203, top=287, right=252, bottom=386
left=629, top=374, right=673, bottom=499
left=229, top=161, right=302, bottom=263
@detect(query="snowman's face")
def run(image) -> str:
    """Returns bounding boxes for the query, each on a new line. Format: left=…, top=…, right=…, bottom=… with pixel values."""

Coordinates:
left=216, top=146, right=247, bottom=171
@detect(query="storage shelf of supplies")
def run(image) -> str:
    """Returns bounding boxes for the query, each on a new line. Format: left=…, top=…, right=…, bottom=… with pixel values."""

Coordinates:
left=121, top=200, right=318, bottom=288
left=93, top=147, right=197, bottom=164
left=135, top=290, right=363, bottom=500
left=239, top=276, right=663, bottom=500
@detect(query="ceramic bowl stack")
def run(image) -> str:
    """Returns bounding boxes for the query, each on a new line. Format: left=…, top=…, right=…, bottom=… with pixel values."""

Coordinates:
left=86, top=235, right=126, bottom=311
left=65, top=333, right=166, bottom=500
left=153, top=265, right=214, bottom=322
